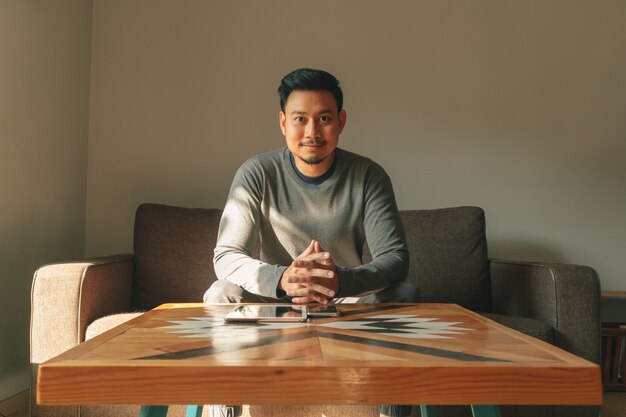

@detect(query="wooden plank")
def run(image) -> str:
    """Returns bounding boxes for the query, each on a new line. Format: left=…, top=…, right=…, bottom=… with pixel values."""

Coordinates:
left=38, top=362, right=600, bottom=405
left=601, top=291, right=626, bottom=298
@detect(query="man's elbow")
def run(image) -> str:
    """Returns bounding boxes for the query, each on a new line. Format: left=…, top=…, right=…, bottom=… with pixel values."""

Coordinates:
left=396, top=249, right=410, bottom=281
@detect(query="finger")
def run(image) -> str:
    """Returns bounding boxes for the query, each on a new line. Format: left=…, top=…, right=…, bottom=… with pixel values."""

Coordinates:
left=314, top=240, right=324, bottom=253
left=297, top=252, right=332, bottom=263
left=306, top=283, right=336, bottom=298
left=292, top=259, right=315, bottom=268
left=291, top=291, right=329, bottom=304
left=286, top=265, right=334, bottom=281
left=285, top=286, right=315, bottom=297
left=319, top=250, right=335, bottom=266
left=291, top=296, right=314, bottom=304
left=288, top=288, right=326, bottom=304
left=318, top=255, right=334, bottom=266
left=304, top=240, right=317, bottom=256
left=293, top=259, right=333, bottom=271
left=307, top=292, right=330, bottom=304
left=286, top=282, right=335, bottom=298
left=287, top=269, right=335, bottom=282
left=286, top=284, right=334, bottom=299
left=297, top=240, right=317, bottom=259
left=290, top=261, right=333, bottom=275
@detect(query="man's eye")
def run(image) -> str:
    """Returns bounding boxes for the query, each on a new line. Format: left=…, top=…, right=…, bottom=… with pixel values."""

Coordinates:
left=295, top=117, right=304, bottom=122
left=320, top=116, right=330, bottom=122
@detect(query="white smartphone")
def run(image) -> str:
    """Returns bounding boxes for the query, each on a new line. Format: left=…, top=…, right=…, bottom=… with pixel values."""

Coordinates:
left=307, top=304, right=341, bottom=317
left=224, top=304, right=308, bottom=322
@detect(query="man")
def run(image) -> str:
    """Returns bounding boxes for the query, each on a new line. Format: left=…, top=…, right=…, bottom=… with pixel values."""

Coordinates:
left=205, top=67, right=414, bottom=305
left=204, top=68, right=416, bottom=417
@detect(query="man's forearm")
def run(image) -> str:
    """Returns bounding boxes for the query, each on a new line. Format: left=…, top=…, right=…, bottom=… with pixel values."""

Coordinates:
left=336, top=251, right=409, bottom=297
left=214, top=249, right=287, bottom=298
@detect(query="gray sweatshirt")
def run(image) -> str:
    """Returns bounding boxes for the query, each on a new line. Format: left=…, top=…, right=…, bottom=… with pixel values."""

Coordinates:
left=213, top=147, right=409, bottom=298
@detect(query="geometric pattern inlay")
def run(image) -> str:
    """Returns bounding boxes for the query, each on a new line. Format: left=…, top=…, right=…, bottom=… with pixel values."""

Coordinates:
left=136, top=311, right=495, bottom=362
left=161, top=313, right=473, bottom=340
left=161, top=315, right=309, bottom=339
left=318, top=314, right=473, bottom=339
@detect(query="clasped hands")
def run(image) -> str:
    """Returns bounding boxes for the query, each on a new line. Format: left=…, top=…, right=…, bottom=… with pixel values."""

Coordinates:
left=278, top=240, right=339, bottom=304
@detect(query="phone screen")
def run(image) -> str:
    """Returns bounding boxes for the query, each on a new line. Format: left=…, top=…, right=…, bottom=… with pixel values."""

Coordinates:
left=224, top=305, right=308, bottom=322
left=307, top=304, right=340, bottom=317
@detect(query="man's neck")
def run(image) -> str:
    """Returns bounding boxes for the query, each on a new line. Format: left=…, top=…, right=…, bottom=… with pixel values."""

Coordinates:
left=290, top=151, right=337, bottom=184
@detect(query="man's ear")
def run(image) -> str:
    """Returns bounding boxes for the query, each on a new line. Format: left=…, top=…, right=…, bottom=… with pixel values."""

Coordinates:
left=279, top=111, right=287, bottom=135
left=338, top=109, right=347, bottom=134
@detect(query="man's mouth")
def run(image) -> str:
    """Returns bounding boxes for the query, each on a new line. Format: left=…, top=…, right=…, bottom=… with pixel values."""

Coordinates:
left=300, top=140, right=326, bottom=148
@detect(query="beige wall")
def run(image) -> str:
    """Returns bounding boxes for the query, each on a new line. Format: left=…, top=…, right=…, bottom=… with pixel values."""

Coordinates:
left=0, top=0, right=92, bottom=399
left=86, top=0, right=626, bottom=291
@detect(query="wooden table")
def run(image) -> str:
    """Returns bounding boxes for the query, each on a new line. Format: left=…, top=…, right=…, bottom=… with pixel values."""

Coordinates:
left=37, top=303, right=602, bottom=417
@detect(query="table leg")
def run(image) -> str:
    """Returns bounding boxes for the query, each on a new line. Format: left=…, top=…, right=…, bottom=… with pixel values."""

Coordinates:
left=139, top=406, right=169, bottom=417
left=419, top=405, right=501, bottom=417
left=185, top=405, right=203, bottom=417
left=419, top=405, right=437, bottom=417
left=471, top=405, right=502, bottom=417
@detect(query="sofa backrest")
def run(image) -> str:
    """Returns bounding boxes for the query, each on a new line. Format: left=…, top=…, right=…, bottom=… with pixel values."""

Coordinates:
left=132, top=203, right=222, bottom=311
left=400, top=207, right=491, bottom=312
left=132, top=204, right=491, bottom=312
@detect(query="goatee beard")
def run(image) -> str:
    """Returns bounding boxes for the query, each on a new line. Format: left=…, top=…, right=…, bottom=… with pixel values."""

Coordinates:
left=297, top=155, right=328, bottom=165
left=298, top=139, right=328, bottom=165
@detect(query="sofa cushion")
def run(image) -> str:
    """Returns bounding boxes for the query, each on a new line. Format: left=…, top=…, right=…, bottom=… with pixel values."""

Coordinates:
left=481, top=312, right=555, bottom=344
left=86, top=313, right=143, bottom=340
left=133, top=203, right=223, bottom=310
left=399, top=206, right=491, bottom=312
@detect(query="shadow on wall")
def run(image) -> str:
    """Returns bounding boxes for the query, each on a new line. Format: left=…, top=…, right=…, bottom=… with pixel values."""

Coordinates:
left=488, top=240, right=566, bottom=264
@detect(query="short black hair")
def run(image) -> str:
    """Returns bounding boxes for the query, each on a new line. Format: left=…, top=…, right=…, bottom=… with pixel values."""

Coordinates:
left=277, top=68, right=343, bottom=113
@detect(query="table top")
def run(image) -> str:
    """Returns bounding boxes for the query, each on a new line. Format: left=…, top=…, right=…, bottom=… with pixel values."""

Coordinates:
left=37, top=303, right=601, bottom=406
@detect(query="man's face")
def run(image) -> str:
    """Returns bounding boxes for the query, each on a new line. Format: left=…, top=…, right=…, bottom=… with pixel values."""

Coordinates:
left=279, top=90, right=346, bottom=176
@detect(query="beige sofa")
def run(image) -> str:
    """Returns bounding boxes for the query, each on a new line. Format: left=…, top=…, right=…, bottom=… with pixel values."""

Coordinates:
left=31, top=203, right=601, bottom=417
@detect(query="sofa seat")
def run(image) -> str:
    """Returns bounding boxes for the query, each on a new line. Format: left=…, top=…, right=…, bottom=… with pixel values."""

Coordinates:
left=481, top=312, right=555, bottom=344
left=85, top=313, right=144, bottom=340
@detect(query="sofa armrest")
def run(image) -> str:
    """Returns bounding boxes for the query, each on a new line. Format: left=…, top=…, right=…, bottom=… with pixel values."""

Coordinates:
left=489, top=259, right=601, bottom=364
left=30, top=254, right=134, bottom=364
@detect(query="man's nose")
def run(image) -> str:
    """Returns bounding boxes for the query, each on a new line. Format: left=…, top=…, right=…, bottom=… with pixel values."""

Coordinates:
left=305, top=120, right=321, bottom=138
